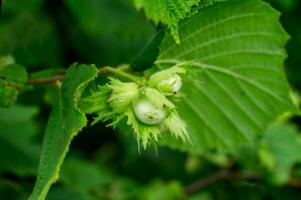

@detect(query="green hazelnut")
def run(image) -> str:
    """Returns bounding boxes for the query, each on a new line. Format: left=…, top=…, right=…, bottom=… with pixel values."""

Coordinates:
left=157, top=74, right=182, bottom=95
left=108, top=78, right=139, bottom=113
left=148, top=66, right=185, bottom=95
left=133, top=99, right=165, bottom=125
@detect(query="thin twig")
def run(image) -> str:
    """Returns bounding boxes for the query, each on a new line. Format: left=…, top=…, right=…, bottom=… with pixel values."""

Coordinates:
left=185, top=169, right=301, bottom=195
left=27, top=75, right=64, bottom=85
left=185, top=169, right=230, bottom=195
left=27, top=66, right=136, bottom=85
left=288, top=178, right=301, bottom=187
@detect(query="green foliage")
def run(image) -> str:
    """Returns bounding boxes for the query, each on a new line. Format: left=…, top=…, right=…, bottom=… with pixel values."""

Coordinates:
left=268, top=0, right=298, bottom=11
left=29, top=64, right=98, bottom=200
left=157, top=0, right=296, bottom=152
left=0, top=55, right=27, bottom=107
left=231, top=122, right=301, bottom=188
left=63, top=0, right=155, bottom=66
left=258, top=123, right=301, bottom=184
left=0, top=105, right=40, bottom=176
left=60, top=158, right=113, bottom=190
left=0, top=55, right=15, bottom=69
left=0, top=80, right=18, bottom=107
left=131, top=31, right=165, bottom=71
left=133, top=0, right=220, bottom=44
left=0, top=3, right=62, bottom=68
left=139, top=180, right=185, bottom=200
left=1, top=0, right=301, bottom=199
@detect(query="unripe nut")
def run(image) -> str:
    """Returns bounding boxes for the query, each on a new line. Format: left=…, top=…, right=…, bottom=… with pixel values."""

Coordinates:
left=157, top=74, right=182, bottom=95
left=148, top=66, right=184, bottom=95
left=133, top=100, right=165, bottom=125
left=108, top=80, right=139, bottom=113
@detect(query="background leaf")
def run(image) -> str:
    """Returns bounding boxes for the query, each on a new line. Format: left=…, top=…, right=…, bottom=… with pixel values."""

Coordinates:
left=62, top=0, right=155, bottom=67
left=258, top=123, right=301, bottom=184
left=0, top=7, right=62, bottom=69
left=0, top=105, right=40, bottom=176
left=131, top=31, right=165, bottom=71
left=139, top=180, right=185, bottom=200
left=29, top=64, right=98, bottom=200
left=0, top=56, right=27, bottom=107
left=156, top=0, right=296, bottom=151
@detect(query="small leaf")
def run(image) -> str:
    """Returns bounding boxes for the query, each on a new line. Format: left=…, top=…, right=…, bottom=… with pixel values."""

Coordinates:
left=28, top=64, right=98, bottom=200
left=0, top=64, right=28, bottom=85
left=0, top=79, right=18, bottom=107
left=156, top=0, right=296, bottom=151
left=0, top=56, right=28, bottom=107
left=0, top=55, right=15, bottom=70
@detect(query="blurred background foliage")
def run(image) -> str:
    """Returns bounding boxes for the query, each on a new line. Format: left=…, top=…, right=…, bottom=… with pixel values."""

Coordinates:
left=0, top=0, right=300, bottom=199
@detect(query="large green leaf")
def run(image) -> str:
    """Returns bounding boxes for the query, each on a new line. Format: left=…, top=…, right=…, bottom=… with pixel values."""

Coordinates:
left=28, top=64, right=98, bottom=200
left=156, top=0, right=296, bottom=151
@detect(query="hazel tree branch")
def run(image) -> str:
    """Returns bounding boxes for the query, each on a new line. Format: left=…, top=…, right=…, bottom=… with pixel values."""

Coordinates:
left=27, top=65, right=139, bottom=85
left=185, top=169, right=301, bottom=195
left=27, top=75, right=64, bottom=85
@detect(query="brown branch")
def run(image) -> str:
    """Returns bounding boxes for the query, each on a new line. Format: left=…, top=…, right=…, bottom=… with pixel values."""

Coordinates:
left=27, top=67, right=113, bottom=85
left=184, top=169, right=231, bottom=195
left=288, top=178, right=301, bottom=187
left=27, top=75, right=64, bottom=85
left=185, top=169, right=301, bottom=195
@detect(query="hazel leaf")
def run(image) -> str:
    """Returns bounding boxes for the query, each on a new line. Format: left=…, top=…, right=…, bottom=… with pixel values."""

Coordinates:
left=28, top=64, right=98, bottom=200
left=156, top=0, right=296, bottom=152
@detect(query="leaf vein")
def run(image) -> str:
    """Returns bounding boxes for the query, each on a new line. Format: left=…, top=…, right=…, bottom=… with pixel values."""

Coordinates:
left=192, top=80, right=253, bottom=141
left=203, top=70, right=262, bottom=129
left=160, top=12, right=274, bottom=56
left=182, top=96, right=231, bottom=147
left=175, top=32, right=279, bottom=59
